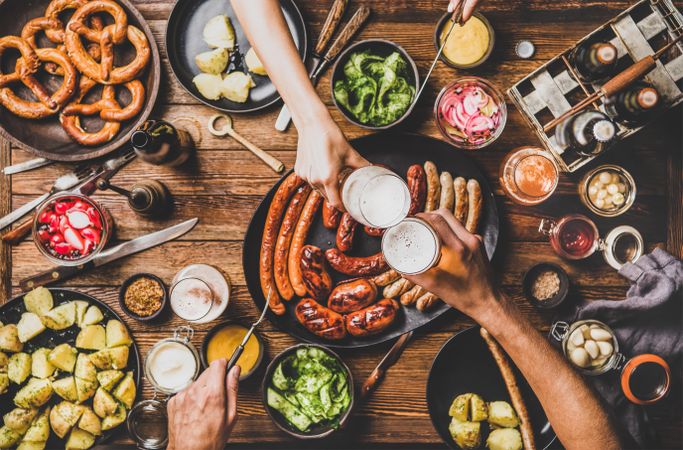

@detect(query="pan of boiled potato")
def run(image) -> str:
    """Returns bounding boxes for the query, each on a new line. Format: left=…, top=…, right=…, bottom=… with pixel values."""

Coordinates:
left=0, top=287, right=140, bottom=449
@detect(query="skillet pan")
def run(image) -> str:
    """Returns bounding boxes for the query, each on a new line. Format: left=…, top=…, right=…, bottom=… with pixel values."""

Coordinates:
left=243, top=132, right=500, bottom=348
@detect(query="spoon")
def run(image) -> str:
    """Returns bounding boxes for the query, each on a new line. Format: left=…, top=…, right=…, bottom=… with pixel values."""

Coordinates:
left=225, top=289, right=271, bottom=374
left=208, top=114, right=285, bottom=173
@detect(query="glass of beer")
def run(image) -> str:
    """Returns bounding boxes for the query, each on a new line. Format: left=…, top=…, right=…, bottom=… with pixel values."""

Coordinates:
left=341, top=166, right=411, bottom=228
left=381, top=217, right=441, bottom=275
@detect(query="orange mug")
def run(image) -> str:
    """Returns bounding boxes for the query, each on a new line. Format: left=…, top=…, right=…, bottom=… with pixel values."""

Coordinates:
left=620, top=354, right=671, bottom=405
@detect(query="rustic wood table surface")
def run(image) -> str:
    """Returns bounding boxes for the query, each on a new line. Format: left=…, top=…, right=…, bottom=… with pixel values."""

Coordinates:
left=1, top=0, right=682, bottom=448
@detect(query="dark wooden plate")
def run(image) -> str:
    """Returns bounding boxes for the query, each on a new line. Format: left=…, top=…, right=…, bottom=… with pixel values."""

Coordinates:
left=243, top=132, right=500, bottom=348
left=0, top=0, right=160, bottom=161
left=0, top=288, right=141, bottom=446
left=165, top=0, right=307, bottom=113
left=427, top=326, right=557, bottom=450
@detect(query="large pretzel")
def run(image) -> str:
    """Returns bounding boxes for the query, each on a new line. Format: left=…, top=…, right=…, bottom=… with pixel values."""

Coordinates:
left=0, top=37, right=77, bottom=119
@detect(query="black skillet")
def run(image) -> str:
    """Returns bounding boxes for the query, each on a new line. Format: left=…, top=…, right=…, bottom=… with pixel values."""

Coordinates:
left=427, top=326, right=557, bottom=450
left=243, top=132, right=500, bottom=349
left=165, top=0, right=307, bottom=113
left=0, top=288, right=141, bottom=447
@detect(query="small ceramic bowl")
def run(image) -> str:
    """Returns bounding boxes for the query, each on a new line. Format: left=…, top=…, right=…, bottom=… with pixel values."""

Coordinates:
left=330, top=39, right=419, bottom=130
left=200, top=320, right=264, bottom=381
left=119, top=273, right=168, bottom=322
left=262, top=344, right=355, bottom=439
left=433, top=12, right=495, bottom=69
left=522, top=262, right=570, bottom=309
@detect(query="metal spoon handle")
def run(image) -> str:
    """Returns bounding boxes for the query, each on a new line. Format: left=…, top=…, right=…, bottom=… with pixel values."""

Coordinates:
left=226, top=344, right=245, bottom=374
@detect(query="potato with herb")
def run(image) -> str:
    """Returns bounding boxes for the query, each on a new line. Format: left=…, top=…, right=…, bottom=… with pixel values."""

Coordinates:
left=52, top=377, right=78, bottom=402
left=112, top=371, right=136, bottom=408
left=14, top=378, right=53, bottom=408
left=449, top=418, right=481, bottom=449
left=17, top=313, right=46, bottom=343
left=193, top=73, right=224, bottom=100
left=100, top=405, right=126, bottom=431
left=0, top=425, right=21, bottom=449
left=74, top=354, right=97, bottom=382
left=16, top=441, right=47, bottom=450
left=31, top=349, right=55, bottom=379
left=3, top=408, right=38, bottom=434
left=77, top=407, right=101, bottom=437
left=96, top=370, right=124, bottom=391
left=105, top=320, right=132, bottom=348
left=81, top=306, right=103, bottom=326
left=8, top=352, right=31, bottom=384
left=23, top=287, right=53, bottom=316
left=21, top=407, right=50, bottom=444
left=48, top=343, right=77, bottom=372
left=76, top=325, right=105, bottom=350
left=0, top=324, right=23, bottom=352
left=93, top=388, right=118, bottom=418
left=487, top=428, right=523, bottom=450
left=0, top=375, right=8, bottom=395
left=488, top=401, right=519, bottom=428
left=449, top=393, right=472, bottom=422
left=73, top=301, right=89, bottom=327
left=222, top=72, right=254, bottom=103
left=75, top=377, right=98, bottom=403
left=89, top=346, right=129, bottom=370
left=65, top=427, right=95, bottom=449
left=470, top=394, right=488, bottom=422
left=196, top=48, right=229, bottom=74
left=41, top=302, right=76, bottom=330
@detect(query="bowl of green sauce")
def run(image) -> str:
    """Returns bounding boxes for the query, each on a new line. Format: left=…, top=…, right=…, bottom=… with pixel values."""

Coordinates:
left=331, top=39, right=419, bottom=130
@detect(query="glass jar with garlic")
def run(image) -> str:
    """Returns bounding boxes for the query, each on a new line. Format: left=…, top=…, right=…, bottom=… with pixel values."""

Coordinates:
left=551, top=320, right=622, bottom=375
left=579, top=165, right=636, bottom=217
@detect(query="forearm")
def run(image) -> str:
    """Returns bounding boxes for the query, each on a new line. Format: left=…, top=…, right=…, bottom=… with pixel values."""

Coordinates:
left=230, top=0, right=329, bottom=126
left=474, top=296, right=620, bottom=450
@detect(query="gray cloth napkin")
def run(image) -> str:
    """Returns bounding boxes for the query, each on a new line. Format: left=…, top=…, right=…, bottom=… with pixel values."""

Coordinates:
left=559, top=247, right=683, bottom=449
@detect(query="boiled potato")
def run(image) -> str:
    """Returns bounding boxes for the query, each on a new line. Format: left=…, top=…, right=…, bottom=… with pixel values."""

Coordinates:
left=96, top=370, right=123, bottom=391
left=22, top=407, right=50, bottom=443
left=100, top=405, right=126, bottom=431
left=93, top=388, right=117, bottom=418
left=74, top=354, right=96, bottom=382
left=14, top=378, right=53, bottom=408
left=75, top=377, right=98, bottom=403
left=52, top=377, right=78, bottom=402
left=75, top=325, right=105, bottom=350
left=0, top=351, right=7, bottom=372
left=106, top=320, right=132, bottom=348
left=41, top=302, right=76, bottom=330
left=16, top=442, right=46, bottom=450
left=73, top=301, right=89, bottom=327
left=17, top=313, right=46, bottom=343
left=0, top=426, right=21, bottom=449
left=66, top=427, right=95, bottom=449
left=81, top=306, right=103, bottom=327
left=245, top=48, right=267, bottom=75
left=193, top=73, right=224, bottom=100
left=0, top=374, right=8, bottom=395
left=195, top=48, right=229, bottom=74
left=222, top=72, right=254, bottom=103
left=51, top=402, right=83, bottom=431
left=449, top=418, right=481, bottom=450
left=112, top=371, right=136, bottom=409
left=488, top=401, right=519, bottom=428
left=449, top=394, right=472, bottom=422
left=31, top=349, right=55, bottom=379
left=89, top=346, right=129, bottom=370
left=470, top=394, right=488, bottom=422
left=487, top=428, right=522, bottom=450
left=8, top=352, right=31, bottom=384
left=48, top=343, right=77, bottom=372
left=3, top=408, right=38, bottom=434
left=23, top=287, right=53, bottom=316
left=203, top=14, right=235, bottom=49
left=77, top=407, right=101, bottom=437
left=0, top=324, right=23, bottom=352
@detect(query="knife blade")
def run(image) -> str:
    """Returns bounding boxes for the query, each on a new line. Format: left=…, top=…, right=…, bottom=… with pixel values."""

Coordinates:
left=0, top=193, right=49, bottom=231
left=360, top=330, right=413, bottom=401
left=2, top=157, right=52, bottom=175
left=19, top=218, right=199, bottom=290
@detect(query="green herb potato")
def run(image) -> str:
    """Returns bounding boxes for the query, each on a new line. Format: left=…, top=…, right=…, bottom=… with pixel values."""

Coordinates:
left=75, top=325, right=106, bottom=351
left=52, top=377, right=78, bottom=402
left=0, top=351, right=7, bottom=372
left=88, top=347, right=129, bottom=370
left=93, top=388, right=117, bottom=418
left=448, top=418, right=481, bottom=450
left=77, top=407, right=101, bottom=437
left=470, top=394, right=488, bottom=422
left=112, top=371, right=136, bottom=409
left=81, top=306, right=103, bottom=327
left=14, top=378, right=53, bottom=408
left=16, top=442, right=46, bottom=450
left=65, top=427, right=95, bottom=449
left=75, top=377, right=98, bottom=403
left=488, top=401, right=520, bottom=428
left=31, top=349, right=55, bottom=379
left=100, top=406, right=126, bottom=431
left=0, top=425, right=21, bottom=449
left=72, top=301, right=89, bottom=328
left=3, top=408, right=38, bottom=434
left=96, top=370, right=123, bottom=391
left=23, top=288, right=53, bottom=316
left=74, top=354, right=97, bottom=382
left=48, top=344, right=77, bottom=373
left=449, top=393, right=472, bottom=422
left=41, top=303, right=76, bottom=330
left=22, top=407, right=50, bottom=442
left=0, top=324, right=23, bottom=353
left=8, top=352, right=31, bottom=384
left=50, top=402, right=84, bottom=438
left=105, top=320, right=132, bottom=348
left=195, top=48, right=229, bottom=74
left=0, top=374, right=8, bottom=395
left=17, top=313, right=46, bottom=343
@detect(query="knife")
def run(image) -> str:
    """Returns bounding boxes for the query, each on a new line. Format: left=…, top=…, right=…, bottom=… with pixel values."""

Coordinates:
left=19, top=218, right=198, bottom=290
left=2, top=157, right=52, bottom=175
left=359, top=330, right=413, bottom=401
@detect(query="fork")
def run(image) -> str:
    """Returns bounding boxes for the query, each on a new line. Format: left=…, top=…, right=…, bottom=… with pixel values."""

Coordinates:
left=0, top=164, right=95, bottom=242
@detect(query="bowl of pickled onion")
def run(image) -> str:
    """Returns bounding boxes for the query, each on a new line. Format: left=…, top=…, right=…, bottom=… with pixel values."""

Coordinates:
left=434, top=77, right=507, bottom=150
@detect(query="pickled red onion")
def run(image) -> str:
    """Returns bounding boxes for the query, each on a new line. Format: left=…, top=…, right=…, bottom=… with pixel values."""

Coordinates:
left=438, top=84, right=501, bottom=146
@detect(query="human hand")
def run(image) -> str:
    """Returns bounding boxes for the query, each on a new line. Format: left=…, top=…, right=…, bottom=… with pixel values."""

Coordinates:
left=167, top=359, right=240, bottom=450
left=294, top=114, right=368, bottom=210
left=404, top=209, right=499, bottom=319
left=448, top=0, right=482, bottom=23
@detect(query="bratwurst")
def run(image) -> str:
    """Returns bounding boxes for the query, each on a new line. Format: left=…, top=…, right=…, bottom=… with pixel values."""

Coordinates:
left=328, top=278, right=378, bottom=313
left=345, top=298, right=400, bottom=337
left=295, top=298, right=347, bottom=340
left=300, top=245, right=333, bottom=302
left=325, top=248, right=388, bottom=277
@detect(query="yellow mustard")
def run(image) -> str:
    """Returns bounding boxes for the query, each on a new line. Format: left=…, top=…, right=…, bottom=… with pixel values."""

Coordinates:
left=206, top=324, right=260, bottom=374
left=440, top=15, right=491, bottom=66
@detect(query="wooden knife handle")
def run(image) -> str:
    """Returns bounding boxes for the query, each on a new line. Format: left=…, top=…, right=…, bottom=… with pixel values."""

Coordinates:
left=20, top=263, right=90, bottom=291
left=2, top=217, right=34, bottom=245
left=600, top=56, right=656, bottom=98
left=360, top=367, right=384, bottom=400
left=314, top=0, right=348, bottom=55
left=324, top=6, right=371, bottom=62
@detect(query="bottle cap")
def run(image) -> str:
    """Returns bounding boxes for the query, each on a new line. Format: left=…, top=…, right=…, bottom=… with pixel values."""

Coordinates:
left=596, top=43, right=618, bottom=64
left=515, top=40, right=536, bottom=59
left=593, top=120, right=616, bottom=143
left=637, top=87, right=659, bottom=109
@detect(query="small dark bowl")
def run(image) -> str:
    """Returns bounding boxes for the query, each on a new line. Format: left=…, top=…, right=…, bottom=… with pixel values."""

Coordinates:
left=262, top=344, right=355, bottom=439
left=433, top=12, right=495, bottom=69
left=118, top=273, right=168, bottom=322
left=330, top=39, right=420, bottom=130
left=200, top=320, right=264, bottom=381
left=522, top=263, right=570, bottom=309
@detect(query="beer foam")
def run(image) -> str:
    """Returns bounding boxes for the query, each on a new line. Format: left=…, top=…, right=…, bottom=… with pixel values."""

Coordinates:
left=382, top=219, right=439, bottom=274
left=360, top=174, right=410, bottom=228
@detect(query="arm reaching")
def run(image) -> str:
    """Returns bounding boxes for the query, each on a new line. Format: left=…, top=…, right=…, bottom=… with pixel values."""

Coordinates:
left=405, top=209, right=620, bottom=450
left=231, top=0, right=367, bottom=208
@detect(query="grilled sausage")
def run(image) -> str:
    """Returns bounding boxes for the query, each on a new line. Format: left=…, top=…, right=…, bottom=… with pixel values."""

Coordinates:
left=322, top=200, right=342, bottom=230
left=295, top=298, right=347, bottom=340
left=260, top=173, right=305, bottom=315
left=424, top=161, right=440, bottom=212
left=407, top=164, right=427, bottom=216
left=336, top=213, right=358, bottom=252
left=383, top=278, right=414, bottom=299
left=453, top=177, right=468, bottom=224
left=300, top=245, right=333, bottom=302
left=372, top=269, right=400, bottom=287
left=345, top=298, right=400, bottom=337
left=400, top=284, right=426, bottom=306
left=439, top=171, right=455, bottom=212
left=465, top=178, right=482, bottom=233
left=325, top=248, right=388, bottom=277
left=289, top=191, right=323, bottom=297
left=328, top=278, right=378, bottom=313
left=416, top=292, right=440, bottom=311
left=364, top=225, right=385, bottom=237
left=274, top=185, right=311, bottom=300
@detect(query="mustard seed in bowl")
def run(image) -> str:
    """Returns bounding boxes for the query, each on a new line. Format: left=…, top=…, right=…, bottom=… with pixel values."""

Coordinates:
left=121, top=274, right=167, bottom=320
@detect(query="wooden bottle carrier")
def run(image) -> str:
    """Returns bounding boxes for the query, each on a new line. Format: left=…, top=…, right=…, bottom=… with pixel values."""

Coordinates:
left=507, top=0, right=683, bottom=173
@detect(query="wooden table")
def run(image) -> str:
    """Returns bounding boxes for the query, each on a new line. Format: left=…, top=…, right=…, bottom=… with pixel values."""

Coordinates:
left=1, top=0, right=682, bottom=448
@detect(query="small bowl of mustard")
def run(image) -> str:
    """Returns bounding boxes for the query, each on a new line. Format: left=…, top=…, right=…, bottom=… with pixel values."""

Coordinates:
left=119, top=273, right=168, bottom=322
left=434, top=12, right=495, bottom=69
left=201, top=320, right=265, bottom=381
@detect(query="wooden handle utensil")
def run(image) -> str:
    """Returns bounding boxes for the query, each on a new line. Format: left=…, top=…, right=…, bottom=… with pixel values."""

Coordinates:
left=314, top=0, right=348, bottom=56
left=2, top=218, right=33, bottom=244
left=324, top=6, right=371, bottom=63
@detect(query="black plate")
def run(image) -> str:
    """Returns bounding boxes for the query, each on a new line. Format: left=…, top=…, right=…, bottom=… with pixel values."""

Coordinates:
left=166, top=0, right=307, bottom=113
left=243, top=132, right=500, bottom=348
left=0, top=288, right=141, bottom=447
left=427, top=327, right=557, bottom=450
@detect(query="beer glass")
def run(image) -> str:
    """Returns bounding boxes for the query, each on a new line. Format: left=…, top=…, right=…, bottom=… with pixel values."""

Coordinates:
left=381, top=217, right=442, bottom=275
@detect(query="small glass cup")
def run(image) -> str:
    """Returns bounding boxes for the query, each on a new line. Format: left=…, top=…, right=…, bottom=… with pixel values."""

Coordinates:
left=169, top=277, right=214, bottom=322
left=382, top=217, right=441, bottom=275
left=500, top=147, right=559, bottom=206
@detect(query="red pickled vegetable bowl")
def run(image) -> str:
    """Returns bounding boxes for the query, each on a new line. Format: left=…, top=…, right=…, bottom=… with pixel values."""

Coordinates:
left=33, top=193, right=111, bottom=265
left=434, top=77, right=507, bottom=150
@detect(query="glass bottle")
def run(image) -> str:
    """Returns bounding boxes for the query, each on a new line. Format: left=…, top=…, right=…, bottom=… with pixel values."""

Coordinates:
left=570, top=41, right=618, bottom=82
left=605, top=82, right=660, bottom=126
left=131, top=119, right=194, bottom=166
left=555, top=110, right=616, bottom=157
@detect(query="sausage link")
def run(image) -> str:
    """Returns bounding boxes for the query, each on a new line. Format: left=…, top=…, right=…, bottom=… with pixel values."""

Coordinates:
left=439, top=171, right=454, bottom=212
left=407, top=164, right=427, bottom=216
left=453, top=177, right=468, bottom=224
left=416, top=292, right=440, bottom=311
left=295, top=298, right=347, bottom=340
left=400, top=284, right=426, bottom=306
left=325, top=248, right=388, bottom=277
left=336, top=212, right=358, bottom=252
left=300, top=245, right=333, bottom=302
left=363, top=225, right=385, bottom=237
left=465, top=178, right=482, bottom=233
left=274, top=185, right=311, bottom=300
left=328, top=278, right=378, bottom=313
left=424, top=161, right=440, bottom=212
left=382, top=278, right=414, bottom=299
left=345, top=299, right=400, bottom=337
left=322, top=200, right=342, bottom=229
left=372, top=269, right=400, bottom=287
left=289, top=191, right=323, bottom=297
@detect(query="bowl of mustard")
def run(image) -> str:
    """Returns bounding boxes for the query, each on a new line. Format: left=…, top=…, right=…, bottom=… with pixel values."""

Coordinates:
left=201, top=321, right=265, bottom=381
left=434, top=12, right=495, bottom=69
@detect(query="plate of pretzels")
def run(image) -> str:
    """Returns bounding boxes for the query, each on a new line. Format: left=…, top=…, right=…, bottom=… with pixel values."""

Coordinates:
left=0, top=0, right=160, bottom=161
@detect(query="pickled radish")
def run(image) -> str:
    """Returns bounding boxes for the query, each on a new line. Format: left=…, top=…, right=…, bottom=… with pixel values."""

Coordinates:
left=437, top=83, right=503, bottom=147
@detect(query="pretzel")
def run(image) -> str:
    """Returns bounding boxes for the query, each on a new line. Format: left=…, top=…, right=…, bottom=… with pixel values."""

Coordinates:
left=44, top=0, right=91, bottom=42
left=0, top=39, right=77, bottom=119
left=59, top=77, right=120, bottom=145
left=62, top=78, right=144, bottom=121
